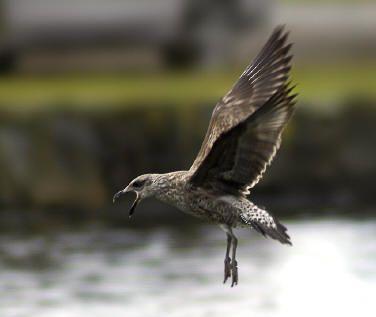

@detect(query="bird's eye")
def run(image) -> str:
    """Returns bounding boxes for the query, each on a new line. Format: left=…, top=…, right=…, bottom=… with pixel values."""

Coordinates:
left=132, top=180, right=145, bottom=188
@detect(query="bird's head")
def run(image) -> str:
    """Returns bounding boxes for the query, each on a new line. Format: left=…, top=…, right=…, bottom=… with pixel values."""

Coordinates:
left=112, top=174, right=159, bottom=218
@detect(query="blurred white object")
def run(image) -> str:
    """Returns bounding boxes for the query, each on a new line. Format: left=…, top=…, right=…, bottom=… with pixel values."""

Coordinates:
left=0, top=0, right=270, bottom=71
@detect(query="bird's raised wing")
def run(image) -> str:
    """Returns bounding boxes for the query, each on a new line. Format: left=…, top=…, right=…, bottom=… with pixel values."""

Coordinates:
left=189, top=26, right=293, bottom=178
left=189, top=84, right=297, bottom=195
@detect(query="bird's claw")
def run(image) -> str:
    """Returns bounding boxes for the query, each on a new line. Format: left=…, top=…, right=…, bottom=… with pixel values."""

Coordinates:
left=223, top=257, right=231, bottom=284
left=231, top=260, right=238, bottom=287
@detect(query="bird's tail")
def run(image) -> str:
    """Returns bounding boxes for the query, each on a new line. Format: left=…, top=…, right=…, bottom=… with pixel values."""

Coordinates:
left=240, top=204, right=292, bottom=245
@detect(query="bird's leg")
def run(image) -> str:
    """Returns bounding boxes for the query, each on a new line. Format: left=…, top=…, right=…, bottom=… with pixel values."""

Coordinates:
left=230, top=233, right=238, bottom=287
left=223, top=233, right=232, bottom=284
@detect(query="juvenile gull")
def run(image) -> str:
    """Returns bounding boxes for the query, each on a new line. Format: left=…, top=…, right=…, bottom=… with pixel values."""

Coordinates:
left=113, top=26, right=297, bottom=287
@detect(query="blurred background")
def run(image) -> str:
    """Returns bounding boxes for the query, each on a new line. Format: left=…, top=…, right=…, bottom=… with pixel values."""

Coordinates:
left=0, top=0, right=375, bottom=316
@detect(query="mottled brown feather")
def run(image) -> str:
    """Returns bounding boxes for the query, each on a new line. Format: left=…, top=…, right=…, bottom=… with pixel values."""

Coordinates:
left=189, top=84, right=297, bottom=195
left=189, top=26, right=293, bottom=180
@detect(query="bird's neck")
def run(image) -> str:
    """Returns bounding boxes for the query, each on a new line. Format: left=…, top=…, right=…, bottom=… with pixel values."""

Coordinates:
left=152, top=171, right=189, bottom=207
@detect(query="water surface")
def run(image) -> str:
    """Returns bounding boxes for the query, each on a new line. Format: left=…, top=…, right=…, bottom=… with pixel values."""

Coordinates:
left=0, top=219, right=375, bottom=317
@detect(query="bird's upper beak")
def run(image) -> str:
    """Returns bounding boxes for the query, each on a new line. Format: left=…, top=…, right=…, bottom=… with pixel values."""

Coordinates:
left=112, top=186, right=129, bottom=203
left=113, top=186, right=141, bottom=218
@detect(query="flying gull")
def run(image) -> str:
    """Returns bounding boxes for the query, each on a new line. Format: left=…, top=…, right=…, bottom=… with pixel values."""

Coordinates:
left=113, top=26, right=297, bottom=287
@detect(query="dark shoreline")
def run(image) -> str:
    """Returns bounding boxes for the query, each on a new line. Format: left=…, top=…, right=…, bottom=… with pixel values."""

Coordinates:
left=0, top=97, right=375, bottom=228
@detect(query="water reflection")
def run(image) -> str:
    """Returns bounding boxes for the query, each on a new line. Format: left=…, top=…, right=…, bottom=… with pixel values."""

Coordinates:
left=0, top=219, right=375, bottom=317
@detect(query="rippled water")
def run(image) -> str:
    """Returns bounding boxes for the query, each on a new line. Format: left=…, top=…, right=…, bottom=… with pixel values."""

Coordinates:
left=0, top=219, right=375, bottom=317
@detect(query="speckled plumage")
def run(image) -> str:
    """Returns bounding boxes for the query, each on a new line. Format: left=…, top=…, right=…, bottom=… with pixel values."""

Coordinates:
left=114, top=26, right=297, bottom=286
left=147, top=171, right=289, bottom=242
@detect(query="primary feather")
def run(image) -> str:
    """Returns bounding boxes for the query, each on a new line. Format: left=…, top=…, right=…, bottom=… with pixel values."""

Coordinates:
left=188, top=26, right=296, bottom=195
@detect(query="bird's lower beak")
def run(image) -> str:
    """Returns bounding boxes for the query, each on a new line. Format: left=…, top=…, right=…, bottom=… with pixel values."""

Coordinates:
left=113, top=186, right=140, bottom=219
left=128, top=194, right=140, bottom=219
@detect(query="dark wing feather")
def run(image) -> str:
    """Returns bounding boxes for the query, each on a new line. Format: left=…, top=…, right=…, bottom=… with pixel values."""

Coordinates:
left=189, top=85, right=297, bottom=195
left=189, top=26, right=292, bottom=174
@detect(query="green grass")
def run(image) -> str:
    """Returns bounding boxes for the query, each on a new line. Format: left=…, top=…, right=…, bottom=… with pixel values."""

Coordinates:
left=0, top=62, right=375, bottom=112
left=292, top=62, right=376, bottom=108
left=0, top=71, right=233, bottom=111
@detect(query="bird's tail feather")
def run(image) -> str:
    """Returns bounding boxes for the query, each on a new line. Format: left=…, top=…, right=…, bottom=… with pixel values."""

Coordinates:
left=253, top=218, right=292, bottom=245
left=240, top=206, right=292, bottom=245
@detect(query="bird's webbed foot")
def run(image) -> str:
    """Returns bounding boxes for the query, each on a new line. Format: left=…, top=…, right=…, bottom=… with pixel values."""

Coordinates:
left=223, top=257, right=232, bottom=284
left=231, top=259, right=238, bottom=287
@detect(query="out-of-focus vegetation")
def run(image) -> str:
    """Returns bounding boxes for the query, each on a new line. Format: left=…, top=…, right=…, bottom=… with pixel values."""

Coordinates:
left=0, top=62, right=375, bottom=111
left=0, top=0, right=375, bottom=228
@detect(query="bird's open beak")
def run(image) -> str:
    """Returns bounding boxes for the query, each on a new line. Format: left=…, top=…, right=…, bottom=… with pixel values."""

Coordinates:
left=113, top=186, right=140, bottom=219
left=128, top=193, right=140, bottom=218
